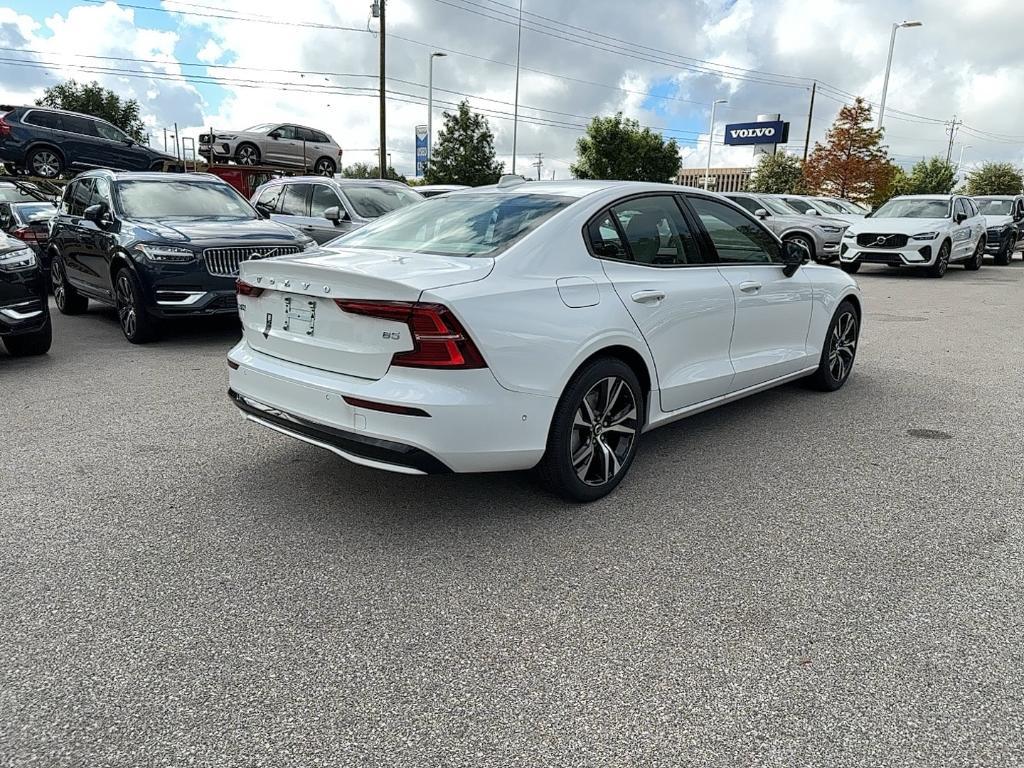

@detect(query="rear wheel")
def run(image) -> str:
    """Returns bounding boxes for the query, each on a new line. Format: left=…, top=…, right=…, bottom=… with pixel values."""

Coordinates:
left=27, top=147, right=63, bottom=178
left=3, top=312, right=51, bottom=356
left=537, top=358, right=643, bottom=502
left=114, top=268, right=158, bottom=344
left=964, top=239, right=984, bottom=271
left=235, top=143, right=260, bottom=166
left=314, top=157, right=336, bottom=176
left=929, top=241, right=951, bottom=278
left=51, top=256, right=88, bottom=314
left=806, top=300, right=859, bottom=391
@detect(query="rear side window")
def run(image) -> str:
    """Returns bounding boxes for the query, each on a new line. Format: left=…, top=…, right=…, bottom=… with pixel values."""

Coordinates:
left=24, top=111, right=62, bottom=130
left=601, top=195, right=703, bottom=266
left=687, top=196, right=778, bottom=264
left=278, top=184, right=310, bottom=216
left=587, top=213, right=628, bottom=261
left=311, top=131, right=330, bottom=144
left=61, top=115, right=98, bottom=137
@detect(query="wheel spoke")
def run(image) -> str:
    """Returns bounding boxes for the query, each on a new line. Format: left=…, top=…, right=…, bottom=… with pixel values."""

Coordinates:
left=597, top=438, right=620, bottom=483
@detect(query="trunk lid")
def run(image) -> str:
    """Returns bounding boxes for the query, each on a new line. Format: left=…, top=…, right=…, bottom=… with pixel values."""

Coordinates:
left=237, top=247, right=493, bottom=379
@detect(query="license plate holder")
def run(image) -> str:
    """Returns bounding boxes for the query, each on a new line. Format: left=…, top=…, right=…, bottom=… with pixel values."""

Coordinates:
left=282, top=296, right=317, bottom=336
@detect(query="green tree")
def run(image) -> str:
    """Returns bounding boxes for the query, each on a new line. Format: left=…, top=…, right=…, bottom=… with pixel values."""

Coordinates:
left=903, top=157, right=957, bottom=195
left=747, top=152, right=805, bottom=194
left=424, top=101, right=503, bottom=186
left=802, top=97, right=891, bottom=202
left=965, top=162, right=1024, bottom=196
left=341, top=161, right=406, bottom=183
left=571, top=113, right=680, bottom=182
left=36, top=80, right=148, bottom=143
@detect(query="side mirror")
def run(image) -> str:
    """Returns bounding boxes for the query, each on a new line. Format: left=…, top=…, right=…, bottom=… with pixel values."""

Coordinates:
left=754, top=208, right=770, bottom=220
left=254, top=203, right=272, bottom=219
left=83, top=203, right=111, bottom=227
left=323, top=205, right=342, bottom=223
left=806, top=208, right=820, bottom=216
left=782, top=239, right=807, bottom=277
left=954, top=212, right=967, bottom=224
left=268, top=132, right=281, bottom=140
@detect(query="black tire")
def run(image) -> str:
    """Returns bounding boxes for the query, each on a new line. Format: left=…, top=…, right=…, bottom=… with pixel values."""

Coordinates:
left=537, top=357, right=643, bottom=502
left=113, top=267, right=158, bottom=344
left=51, top=255, right=88, bottom=314
left=994, top=235, right=1012, bottom=266
left=26, top=146, right=63, bottom=178
left=313, top=157, right=336, bottom=176
left=840, top=261, right=861, bottom=274
left=785, top=233, right=817, bottom=263
left=805, top=300, right=859, bottom=392
left=2, top=313, right=52, bottom=356
left=928, top=241, right=951, bottom=278
left=235, top=143, right=260, bottom=166
left=964, top=239, right=984, bottom=271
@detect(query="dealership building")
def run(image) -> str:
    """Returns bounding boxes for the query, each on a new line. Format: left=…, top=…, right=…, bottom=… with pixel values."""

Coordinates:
left=677, top=167, right=752, bottom=192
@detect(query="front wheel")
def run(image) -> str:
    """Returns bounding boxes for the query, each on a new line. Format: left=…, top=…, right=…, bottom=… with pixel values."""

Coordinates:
left=929, top=242, right=951, bottom=278
left=51, top=256, right=88, bottom=314
left=235, top=143, right=260, bottom=166
left=313, top=157, right=336, bottom=176
left=537, top=358, right=643, bottom=502
left=3, top=313, right=52, bottom=356
left=114, top=268, right=158, bottom=344
left=806, top=300, right=859, bottom=392
left=994, top=236, right=1012, bottom=266
left=964, top=239, right=984, bottom=271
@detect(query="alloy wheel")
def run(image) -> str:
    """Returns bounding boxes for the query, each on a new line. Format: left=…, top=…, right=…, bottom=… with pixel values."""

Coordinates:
left=315, top=159, right=334, bottom=176
left=32, top=150, right=59, bottom=177
left=115, top=273, right=137, bottom=338
left=936, top=246, right=949, bottom=276
left=828, top=311, right=858, bottom=383
left=570, top=376, right=638, bottom=487
left=52, top=261, right=66, bottom=310
left=237, top=147, right=258, bottom=165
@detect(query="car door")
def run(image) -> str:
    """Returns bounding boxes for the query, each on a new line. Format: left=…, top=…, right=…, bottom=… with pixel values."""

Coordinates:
left=684, top=194, right=814, bottom=390
left=589, top=194, right=736, bottom=413
left=92, top=118, right=149, bottom=171
left=266, top=125, right=301, bottom=167
left=269, top=182, right=311, bottom=231
left=77, top=175, right=117, bottom=297
left=1016, top=198, right=1024, bottom=247
left=308, top=183, right=355, bottom=242
left=59, top=178, right=97, bottom=289
left=951, top=198, right=973, bottom=260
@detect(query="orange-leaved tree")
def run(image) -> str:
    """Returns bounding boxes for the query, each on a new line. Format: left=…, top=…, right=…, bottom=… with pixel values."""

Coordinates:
left=803, top=97, right=894, bottom=204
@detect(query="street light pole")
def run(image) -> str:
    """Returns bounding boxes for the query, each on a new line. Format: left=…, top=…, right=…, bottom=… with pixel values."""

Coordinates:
left=511, top=0, right=523, bottom=174
left=878, top=20, right=922, bottom=131
left=427, top=52, right=446, bottom=171
left=705, top=99, right=726, bottom=191
left=374, top=0, right=386, bottom=179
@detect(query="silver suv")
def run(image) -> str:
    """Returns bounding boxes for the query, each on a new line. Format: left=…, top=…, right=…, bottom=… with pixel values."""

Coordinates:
left=723, top=192, right=849, bottom=263
left=199, top=123, right=342, bottom=175
left=251, top=177, right=423, bottom=243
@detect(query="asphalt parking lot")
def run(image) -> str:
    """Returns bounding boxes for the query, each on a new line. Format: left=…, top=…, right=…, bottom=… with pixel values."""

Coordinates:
left=2, top=260, right=1023, bottom=767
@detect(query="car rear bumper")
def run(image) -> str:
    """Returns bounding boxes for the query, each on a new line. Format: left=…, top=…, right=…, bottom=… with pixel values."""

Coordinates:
left=226, top=340, right=556, bottom=474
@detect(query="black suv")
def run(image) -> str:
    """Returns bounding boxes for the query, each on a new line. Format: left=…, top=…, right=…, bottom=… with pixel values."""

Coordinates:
left=0, top=231, right=51, bottom=356
left=0, top=106, right=177, bottom=178
left=48, top=170, right=315, bottom=343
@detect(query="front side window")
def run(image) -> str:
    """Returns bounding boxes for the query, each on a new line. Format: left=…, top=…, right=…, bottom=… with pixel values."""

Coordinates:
left=334, top=193, right=568, bottom=257
left=342, top=185, right=423, bottom=219
left=93, top=177, right=112, bottom=207
left=255, top=186, right=282, bottom=212
left=115, top=180, right=257, bottom=219
left=782, top=197, right=815, bottom=214
left=279, top=184, right=310, bottom=216
left=873, top=199, right=951, bottom=219
left=94, top=121, right=128, bottom=142
left=605, top=195, right=702, bottom=265
left=273, top=125, right=298, bottom=140
left=310, top=185, right=342, bottom=218
left=758, top=196, right=800, bottom=216
left=688, top=196, right=778, bottom=264
left=67, top=179, right=94, bottom=217
left=954, top=199, right=968, bottom=219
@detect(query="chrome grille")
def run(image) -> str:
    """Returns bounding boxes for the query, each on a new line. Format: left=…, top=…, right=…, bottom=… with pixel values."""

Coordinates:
left=857, top=233, right=909, bottom=248
left=203, top=245, right=301, bottom=278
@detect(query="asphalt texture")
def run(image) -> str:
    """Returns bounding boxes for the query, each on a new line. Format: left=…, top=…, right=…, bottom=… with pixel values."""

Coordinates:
left=2, top=257, right=1023, bottom=767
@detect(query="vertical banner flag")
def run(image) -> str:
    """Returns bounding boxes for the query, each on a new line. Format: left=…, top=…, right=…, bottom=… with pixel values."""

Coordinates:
left=415, top=125, right=428, bottom=177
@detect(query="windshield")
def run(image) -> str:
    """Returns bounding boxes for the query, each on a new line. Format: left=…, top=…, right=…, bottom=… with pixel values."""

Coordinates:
left=14, top=202, right=56, bottom=222
left=814, top=198, right=845, bottom=213
left=343, top=185, right=423, bottom=218
left=872, top=198, right=951, bottom=219
left=116, top=180, right=256, bottom=219
left=243, top=123, right=276, bottom=133
left=829, top=199, right=866, bottom=214
left=758, top=196, right=799, bottom=216
left=0, top=183, right=46, bottom=203
left=333, top=193, right=571, bottom=257
left=975, top=199, right=1013, bottom=216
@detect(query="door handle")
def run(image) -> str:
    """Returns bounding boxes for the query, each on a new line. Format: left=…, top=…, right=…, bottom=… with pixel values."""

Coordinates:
left=739, top=281, right=762, bottom=293
left=631, top=290, right=665, bottom=304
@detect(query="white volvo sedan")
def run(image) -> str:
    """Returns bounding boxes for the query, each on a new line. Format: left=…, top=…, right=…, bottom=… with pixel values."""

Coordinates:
left=227, top=180, right=862, bottom=501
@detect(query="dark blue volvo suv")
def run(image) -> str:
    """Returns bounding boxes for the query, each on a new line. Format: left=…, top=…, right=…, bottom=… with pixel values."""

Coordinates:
left=0, top=106, right=177, bottom=178
left=48, top=170, right=316, bottom=343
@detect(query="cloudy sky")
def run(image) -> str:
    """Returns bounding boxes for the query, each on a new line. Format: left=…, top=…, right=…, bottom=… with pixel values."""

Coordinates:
left=0, top=0, right=1021, bottom=179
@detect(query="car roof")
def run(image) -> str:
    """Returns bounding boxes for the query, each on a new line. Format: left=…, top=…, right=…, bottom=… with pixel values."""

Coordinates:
left=891, top=194, right=955, bottom=200
left=972, top=194, right=1017, bottom=200
left=78, top=170, right=227, bottom=183
left=261, top=176, right=413, bottom=188
left=455, top=180, right=697, bottom=200
left=16, top=105, right=109, bottom=120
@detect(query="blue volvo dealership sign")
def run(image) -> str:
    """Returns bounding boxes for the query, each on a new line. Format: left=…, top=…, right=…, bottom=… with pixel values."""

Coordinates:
left=415, top=125, right=428, bottom=176
left=723, top=120, right=789, bottom=146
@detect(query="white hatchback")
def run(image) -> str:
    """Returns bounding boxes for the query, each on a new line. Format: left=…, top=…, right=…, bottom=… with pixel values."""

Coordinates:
left=228, top=180, right=862, bottom=501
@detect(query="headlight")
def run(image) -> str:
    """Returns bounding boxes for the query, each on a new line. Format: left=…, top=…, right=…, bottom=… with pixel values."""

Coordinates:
left=134, top=244, right=196, bottom=262
left=0, top=247, right=36, bottom=272
left=300, top=238, right=317, bottom=251
left=817, top=225, right=843, bottom=234
left=842, top=231, right=856, bottom=239
left=911, top=232, right=940, bottom=241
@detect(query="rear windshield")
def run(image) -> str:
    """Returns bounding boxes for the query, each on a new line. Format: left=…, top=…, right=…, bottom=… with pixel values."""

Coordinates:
left=0, top=183, right=46, bottom=203
left=13, top=203, right=56, bottom=222
left=872, top=199, right=951, bottom=219
left=116, top=179, right=256, bottom=219
left=343, top=185, right=423, bottom=218
left=975, top=199, right=1013, bottom=215
left=333, top=193, right=571, bottom=257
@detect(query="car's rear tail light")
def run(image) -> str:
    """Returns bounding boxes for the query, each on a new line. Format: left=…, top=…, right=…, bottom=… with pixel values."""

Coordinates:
left=335, top=300, right=486, bottom=369
left=12, top=226, right=39, bottom=241
left=0, top=117, right=11, bottom=138
left=342, top=396, right=430, bottom=417
left=236, top=279, right=264, bottom=297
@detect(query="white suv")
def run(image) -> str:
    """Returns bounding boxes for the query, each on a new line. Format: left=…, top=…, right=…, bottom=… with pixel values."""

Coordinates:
left=839, top=195, right=986, bottom=278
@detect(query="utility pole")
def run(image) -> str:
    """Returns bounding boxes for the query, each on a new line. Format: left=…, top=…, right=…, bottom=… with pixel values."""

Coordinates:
left=511, top=0, right=523, bottom=174
left=532, top=152, right=543, bottom=180
left=802, top=81, right=816, bottom=163
left=374, top=0, right=386, bottom=179
left=945, top=115, right=962, bottom=165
